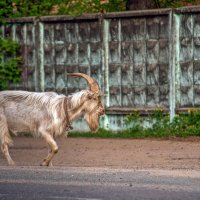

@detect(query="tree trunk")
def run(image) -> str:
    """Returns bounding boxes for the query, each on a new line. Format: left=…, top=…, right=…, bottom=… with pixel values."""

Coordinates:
left=126, top=0, right=158, bottom=10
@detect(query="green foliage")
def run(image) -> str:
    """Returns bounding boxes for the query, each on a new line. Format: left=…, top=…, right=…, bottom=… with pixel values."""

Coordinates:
left=0, top=0, right=13, bottom=20
left=0, top=37, right=22, bottom=90
left=0, top=1, right=23, bottom=90
left=0, top=0, right=127, bottom=17
left=58, top=0, right=101, bottom=16
left=1, top=0, right=199, bottom=19
left=124, top=109, right=200, bottom=138
left=124, top=110, right=144, bottom=132
left=12, top=0, right=60, bottom=17
left=0, top=0, right=200, bottom=19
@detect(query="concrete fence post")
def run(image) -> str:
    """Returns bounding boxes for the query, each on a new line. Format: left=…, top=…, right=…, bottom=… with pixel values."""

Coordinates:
left=34, top=18, right=44, bottom=92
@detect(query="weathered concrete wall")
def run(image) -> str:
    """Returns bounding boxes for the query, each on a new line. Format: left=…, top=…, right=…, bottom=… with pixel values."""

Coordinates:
left=2, top=7, right=200, bottom=130
left=175, top=8, right=200, bottom=108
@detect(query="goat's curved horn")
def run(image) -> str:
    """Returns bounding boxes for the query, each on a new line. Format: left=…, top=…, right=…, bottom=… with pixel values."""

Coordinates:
left=67, top=73, right=99, bottom=92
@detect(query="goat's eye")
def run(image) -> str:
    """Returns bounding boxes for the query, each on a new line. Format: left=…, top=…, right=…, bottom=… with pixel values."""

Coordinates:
left=88, top=95, right=93, bottom=100
left=88, top=95, right=97, bottom=101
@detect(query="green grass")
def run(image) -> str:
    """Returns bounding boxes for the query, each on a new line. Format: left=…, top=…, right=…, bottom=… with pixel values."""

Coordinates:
left=68, top=127, right=200, bottom=139
left=68, top=128, right=120, bottom=138
left=68, top=128, right=200, bottom=139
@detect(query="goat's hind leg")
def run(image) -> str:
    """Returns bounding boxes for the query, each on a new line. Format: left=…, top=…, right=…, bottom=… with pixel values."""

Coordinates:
left=0, top=115, right=15, bottom=166
left=1, top=143, right=15, bottom=166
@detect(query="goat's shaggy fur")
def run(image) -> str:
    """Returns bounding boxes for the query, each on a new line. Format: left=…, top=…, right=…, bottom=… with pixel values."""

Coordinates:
left=0, top=91, right=68, bottom=141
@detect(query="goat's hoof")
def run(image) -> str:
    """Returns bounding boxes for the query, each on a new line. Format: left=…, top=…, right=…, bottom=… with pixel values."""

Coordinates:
left=8, top=160, right=15, bottom=166
left=40, top=160, right=49, bottom=166
left=40, top=162, right=48, bottom=166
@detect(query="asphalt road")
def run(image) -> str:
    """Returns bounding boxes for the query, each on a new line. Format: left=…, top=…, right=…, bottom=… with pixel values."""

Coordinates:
left=0, top=166, right=199, bottom=200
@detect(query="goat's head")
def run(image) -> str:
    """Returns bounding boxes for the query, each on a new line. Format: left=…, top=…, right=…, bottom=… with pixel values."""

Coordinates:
left=67, top=73, right=105, bottom=132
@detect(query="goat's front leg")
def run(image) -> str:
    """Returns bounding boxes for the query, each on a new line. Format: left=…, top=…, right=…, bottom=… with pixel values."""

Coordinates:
left=47, top=144, right=53, bottom=167
left=40, top=133, right=58, bottom=166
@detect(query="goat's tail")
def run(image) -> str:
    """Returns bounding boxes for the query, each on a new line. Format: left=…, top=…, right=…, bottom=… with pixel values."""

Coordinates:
left=0, top=116, right=13, bottom=146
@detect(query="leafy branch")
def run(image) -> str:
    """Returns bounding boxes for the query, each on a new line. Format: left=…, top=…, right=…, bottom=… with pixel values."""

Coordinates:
left=0, top=37, right=22, bottom=90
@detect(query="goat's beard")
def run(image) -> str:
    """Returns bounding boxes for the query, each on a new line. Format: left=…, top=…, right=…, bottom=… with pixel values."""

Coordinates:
left=84, top=112, right=99, bottom=132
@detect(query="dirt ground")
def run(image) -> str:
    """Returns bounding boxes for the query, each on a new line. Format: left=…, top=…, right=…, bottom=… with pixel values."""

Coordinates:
left=0, top=136, right=200, bottom=170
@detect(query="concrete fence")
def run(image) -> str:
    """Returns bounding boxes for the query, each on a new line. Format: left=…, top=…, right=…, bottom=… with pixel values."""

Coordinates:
left=1, top=6, right=200, bottom=130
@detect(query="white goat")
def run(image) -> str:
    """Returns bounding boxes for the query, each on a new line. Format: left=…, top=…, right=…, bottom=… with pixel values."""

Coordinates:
left=0, top=73, right=105, bottom=166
